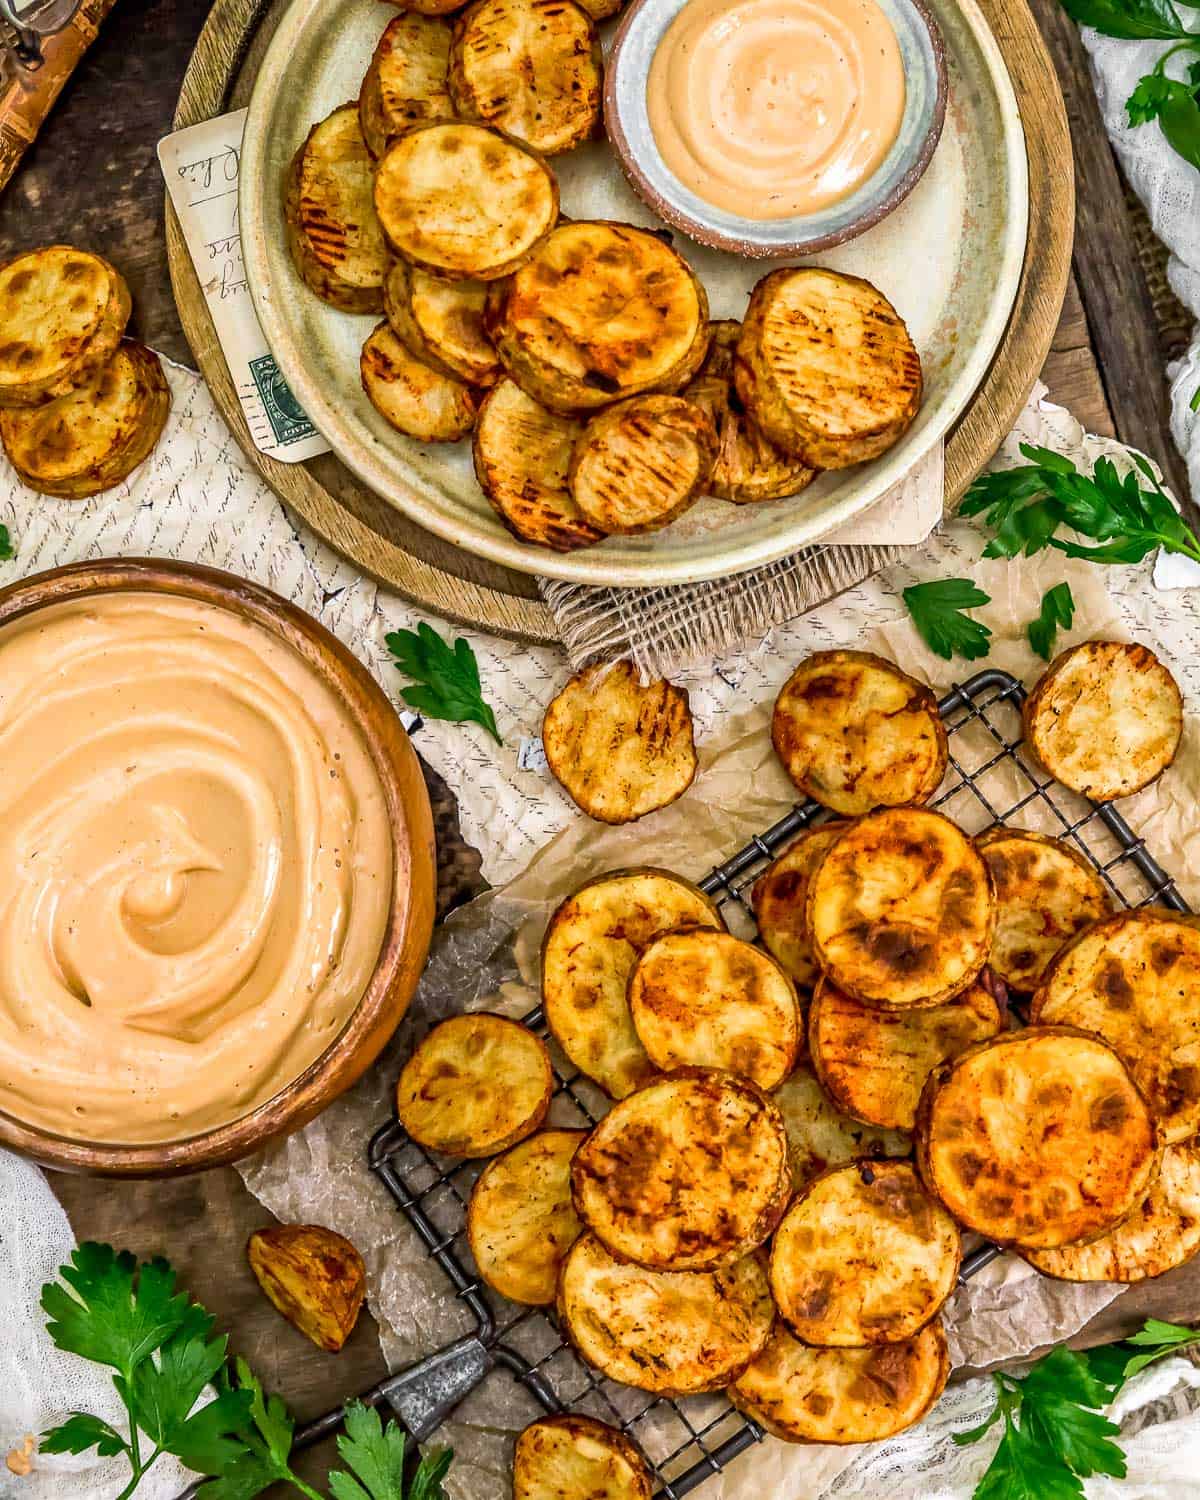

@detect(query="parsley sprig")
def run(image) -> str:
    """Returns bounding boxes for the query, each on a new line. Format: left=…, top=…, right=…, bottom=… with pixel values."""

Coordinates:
left=901, top=579, right=994, bottom=661
left=1028, top=582, right=1076, bottom=660
left=386, top=623, right=502, bottom=745
left=0, top=522, right=14, bottom=560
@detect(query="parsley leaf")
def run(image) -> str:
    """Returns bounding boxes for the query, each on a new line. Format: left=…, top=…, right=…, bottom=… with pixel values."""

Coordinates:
left=0, top=523, right=13, bottom=560
left=1120, top=1317, right=1200, bottom=1377
left=197, top=1360, right=324, bottom=1500
left=1058, top=0, right=1188, bottom=44
left=329, top=1405, right=452, bottom=1500
left=1027, top=582, right=1075, bottom=660
left=40, top=1413, right=128, bottom=1459
left=386, top=623, right=501, bottom=745
left=901, top=579, right=993, bottom=661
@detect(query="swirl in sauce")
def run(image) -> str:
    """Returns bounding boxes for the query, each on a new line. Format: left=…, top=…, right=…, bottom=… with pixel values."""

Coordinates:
left=0, top=593, right=392, bottom=1144
left=646, top=0, right=906, bottom=221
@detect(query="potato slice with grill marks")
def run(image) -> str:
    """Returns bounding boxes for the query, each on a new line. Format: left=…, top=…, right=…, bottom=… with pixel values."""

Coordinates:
left=1030, top=908, right=1200, bottom=1146
left=915, top=1026, right=1160, bottom=1250
left=976, top=827, right=1112, bottom=992
left=359, top=13, right=455, bottom=159
left=374, top=121, right=557, bottom=280
left=571, top=1067, right=790, bottom=1270
left=807, top=808, right=995, bottom=1009
left=449, top=0, right=601, bottom=156
left=514, top=1416, right=651, bottom=1500
left=558, top=1232, right=774, bottom=1394
left=487, top=220, right=709, bottom=413
left=384, top=260, right=501, bottom=387
left=773, top=1065, right=911, bottom=1192
left=770, top=1161, right=959, bottom=1346
left=361, top=321, right=480, bottom=441
left=541, top=867, right=723, bottom=1097
left=751, top=822, right=849, bottom=988
left=629, top=929, right=801, bottom=1090
left=1024, top=640, right=1183, bottom=801
left=735, top=268, right=922, bottom=469
left=542, top=661, right=696, bottom=823
left=396, top=1012, right=552, bottom=1156
left=730, top=1319, right=949, bottom=1444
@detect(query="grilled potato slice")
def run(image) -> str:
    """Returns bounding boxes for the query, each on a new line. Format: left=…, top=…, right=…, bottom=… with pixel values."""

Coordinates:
left=568, top=394, right=717, bottom=534
left=629, top=929, right=801, bottom=1090
left=809, top=979, right=1003, bottom=1132
left=514, top=1416, right=651, bottom=1500
left=772, top=650, right=947, bottom=816
left=558, top=1233, right=774, bottom=1394
left=285, top=104, right=390, bottom=313
left=1022, top=1142, right=1200, bottom=1283
left=359, top=13, right=455, bottom=159
left=976, top=827, right=1112, bottom=992
left=735, top=268, right=922, bottom=469
left=391, top=0, right=471, bottom=17
left=396, top=1012, right=552, bottom=1156
left=384, top=260, right=501, bottom=386
left=808, top=808, right=995, bottom=1009
left=247, top=1225, right=366, bottom=1352
left=468, top=1128, right=585, bottom=1304
left=487, top=221, right=709, bottom=413
left=915, top=1026, right=1160, bottom=1249
left=686, top=320, right=816, bottom=503
left=730, top=1320, right=949, bottom=1444
left=770, top=1161, right=959, bottom=1346
left=541, top=868, right=723, bottom=1097
left=1030, top=908, right=1200, bottom=1146
left=449, top=0, right=601, bottom=156
left=751, top=822, right=849, bottom=988
left=773, top=1065, right=911, bottom=1191
left=1024, top=640, right=1183, bottom=801
left=374, top=121, right=557, bottom=280
left=0, top=246, right=131, bottom=408
left=361, top=321, right=480, bottom=441
left=542, top=661, right=696, bottom=822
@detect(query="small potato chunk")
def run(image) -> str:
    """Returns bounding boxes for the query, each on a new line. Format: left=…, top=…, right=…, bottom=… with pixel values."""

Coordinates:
left=915, top=1026, right=1160, bottom=1250
left=396, top=1012, right=552, bottom=1156
left=449, top=0, right=601, bottom=156
left=285, top=104, right=390, bottom=313
left=514, top=1416, right=651, bottom=1500
left=735, top=268, right=922, bottom=469
left=807, top=809, right=995, bottom=1009
left=731, top=1320, right=949, bottom=1444
left=559, top=1232, right=774, bottom=1394
left=571, top=1067, right=790, bottom=1270
left=772, top=650, right=947, bottom=815
left=1024, top=640, right=1183, bottom=801
left=247, top=1224, right=366, bottom=1352
left=976, top=827, right=1112, bottom=992
left=751, top=822, right=850, bottom=988
left=374, top=121, right=557, bottom=280
left=568, top=394, right=717, bottom=534
left=773, top=1064, right=911, bottom=1191
left=542, top=661, right=696, bottom=823
left=359, top=13, right=455, bottom=159
left=467, top=1128, right=585, bottom=1304
left=361, top=321, right=480, bottom=441
left=384, top=260, right=501, bottom=386
left=630, top=929, right=801, bottom=1090
left=390, top=0, right=470, bottom=17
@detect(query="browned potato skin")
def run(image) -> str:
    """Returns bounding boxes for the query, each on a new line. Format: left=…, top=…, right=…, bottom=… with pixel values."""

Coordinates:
left=247, top=1225, right=366, bottom=1352
left=751, top=822, right=850, bottom=989
left=358, top=13, right=455, bottom=160
left=361, top=321, right=481, bottom=442
left=513, top=1415, right=652, bottom=1500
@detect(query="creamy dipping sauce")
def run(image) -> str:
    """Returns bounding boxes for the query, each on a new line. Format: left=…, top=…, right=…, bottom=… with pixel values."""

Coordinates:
left=647, top=0, right=906, bottom=221
left=0, top=592, right=392, bottom=1144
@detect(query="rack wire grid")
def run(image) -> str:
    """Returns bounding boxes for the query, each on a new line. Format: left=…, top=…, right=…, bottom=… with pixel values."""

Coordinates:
left=366, top=666, right=1190, bottom=1498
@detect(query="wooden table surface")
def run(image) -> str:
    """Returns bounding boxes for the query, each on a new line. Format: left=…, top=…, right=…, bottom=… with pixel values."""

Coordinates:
left=1, top=0, right=1197, bottom=1488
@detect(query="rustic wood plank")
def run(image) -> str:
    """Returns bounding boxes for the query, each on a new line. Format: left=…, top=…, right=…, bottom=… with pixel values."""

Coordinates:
left=1043, top=275, right=1117, bottom=437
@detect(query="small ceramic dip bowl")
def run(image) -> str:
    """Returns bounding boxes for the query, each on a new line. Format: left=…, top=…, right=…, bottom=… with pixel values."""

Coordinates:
left=605, top=0, right=948, bottom=257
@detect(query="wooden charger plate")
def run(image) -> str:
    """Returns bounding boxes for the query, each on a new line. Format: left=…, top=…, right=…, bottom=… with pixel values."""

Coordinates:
left=167, top=0, right=1072, bottom=639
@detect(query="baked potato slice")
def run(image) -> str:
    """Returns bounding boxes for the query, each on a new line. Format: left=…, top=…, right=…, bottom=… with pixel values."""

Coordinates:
left=1030, top=908, right=1200, bottom=1145
left=976, top=827, right=1112, bottom=992
left=915, top=1026, right=1160, bottom=1250
left=467, top=1128, right=585, bottom=1304
left=572, top=1067, right=790, bottom=1269
left=558, top=1233, right=774, bottom=1394
left=735, top=268, right=922, bottom=469
left=751, top=822, right=850, bottom=988
left=773, top=1064, right=911, bottom=1191
left=1, top=340, right=170, bottom=499
left=730, top=1320, right=949, bottom=1444
left=541, top=867, right=724, bottom=1097
left=772, top=650, right=947, bottom=815
left=770, top=1160, right=959, bottom=1346
left=807, top=808, right=995, bottom=1009
left=285, top=104, right=390, bottom=313
left=487, top=220, right=709, bottom=413
left=374, top=121, right=557, bottom=280
left=389, top=0, right=471, bottom=17
left=384, top=260, right=501, bottom=386
left=247, top=1225, right=366, bottom=1352
left=514, top=1416, right=651, bottom=1500
left=359, top=13, right=455, bottom=159
left=542, top=661, right=696, bottom=822
left=629, top=929, right=801, bottom=1090
left=449, top=0, right=601, bottom=156
left=568, top=394, right=717, bottom=534
left=0, top=246, right=131, bottom=408
left=686, top=320, right=816, bottom=503
left=1024, top=640, right=1183, bottom=801
left=361, top=321, right=480, bottom=441
left=396, top=1012, right=552, bottom=1156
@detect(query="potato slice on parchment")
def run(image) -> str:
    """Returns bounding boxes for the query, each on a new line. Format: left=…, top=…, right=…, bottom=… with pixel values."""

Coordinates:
left=514, top=1416, right=652, bottom=1500
left=384, top=260, right=501, bottom=387
left=772, top=1064, right=911, bottom=1192
left=361, top=322, right=480, bottom=442
left=247, top=1224, right=366, bottom=1352
left=558, top=1232, right=774, bottom=1395
left=751, top=822, right=849, bottom=989
left=359, top=13, right=455, bottom=160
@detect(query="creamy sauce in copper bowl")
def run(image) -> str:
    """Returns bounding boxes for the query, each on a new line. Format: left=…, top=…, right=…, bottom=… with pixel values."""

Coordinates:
left=646, top=0, right=906, bottom=221
left=0, top=592, right=392, bottom=1145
